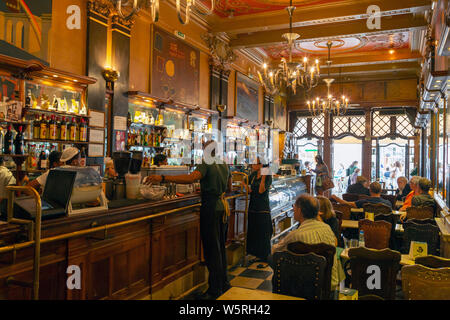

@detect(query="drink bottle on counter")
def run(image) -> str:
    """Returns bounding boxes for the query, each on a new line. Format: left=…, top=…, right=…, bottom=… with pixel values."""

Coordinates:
left=79, top=118, right=88, bottom=142
left=359, top=230, right=365, bottom=247
left=60, top=117, right=68, bottom=141
left=40, top=114, right=47, bottom=140
left=49, top=115, right=57, bottom=140
left=14, top=126, right=24, bottom=155
left=33, top=114, right=40, bottom=139
left=80, top=147, right=86, bottom=166
left=69, top=117, right=77, bottom=141
left=4, top=125, right=13, bottom=154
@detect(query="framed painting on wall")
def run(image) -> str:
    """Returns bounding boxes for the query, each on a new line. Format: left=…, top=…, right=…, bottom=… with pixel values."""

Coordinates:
left=150, top=26, right=200, bottom=105
left=235, top=72, right=259, bottom=122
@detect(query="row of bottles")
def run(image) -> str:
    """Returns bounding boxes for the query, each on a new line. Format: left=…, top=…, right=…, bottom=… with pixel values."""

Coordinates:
left=25, top=89, right=87, bottom=116
left=128, top=111, right=164, bottom=126
left=127, top=128, right=162, bottom=147
left=32, top=114, right=88, bottom=142
left=0, top=125, right=25, bottom=155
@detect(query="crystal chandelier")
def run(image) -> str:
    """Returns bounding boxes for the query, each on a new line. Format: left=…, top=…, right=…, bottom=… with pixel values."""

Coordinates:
left=307, top=41, right=349, bottom=116
left=257, top=0, right=320, bottom=95
left=109, top=0, right=215, bottom=24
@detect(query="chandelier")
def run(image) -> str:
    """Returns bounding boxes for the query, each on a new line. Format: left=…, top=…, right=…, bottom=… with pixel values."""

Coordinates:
left=109, top=0, right=215, bottom=24
left=307, top=41, right=349, bottom=116
left=257, top=0, right=320, bottom=95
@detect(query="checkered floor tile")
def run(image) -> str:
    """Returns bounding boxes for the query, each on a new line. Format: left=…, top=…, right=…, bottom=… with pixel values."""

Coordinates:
left=228, top=261, right=273, bottom=292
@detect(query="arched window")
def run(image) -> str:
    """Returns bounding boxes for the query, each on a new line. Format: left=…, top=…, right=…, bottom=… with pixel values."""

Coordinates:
left=15, top=21, right=24, bottom=49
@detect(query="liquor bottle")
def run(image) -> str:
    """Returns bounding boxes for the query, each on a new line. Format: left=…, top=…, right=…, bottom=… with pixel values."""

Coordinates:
left=3, top=126, right=13, bottom=154
left=149, top=113, right=155, bottom=125
left=140, top=130, right=145, bottom=146
left=143, top=128, right=148, bottom=146
left=14, top=126, right=24, bottom=155
left=49, top=115, right=57, bottom=140
left=136, top=129, right=141, bottom=146
left=39, top=114, right=47, bottom=140
left=80, top=147, right=86, bottom=166
left=33, top=114, right=40, bottom=139
left=158, top=113, right=164, bottom=126
left=150, top=128, right=154, bottom=147
left=79, top=118, right=88, bottom=142
left=25, top=90, right=32, bottom=108
left=127, top=130, right=132, bottom=147
left=46, top=116, right=51, bottom=139
left=38, top=147, right=48, bottom=170
left=56, top=117, right=61, bottom=140
left=0, top=129, right=4, bottom=154
left=69, top=117, right=77, bottom=141
left=155, top=130, right=160, bottom=147
left=75, top=118, right=80, bottom=141
left=60, top=117, right=68, bottom=141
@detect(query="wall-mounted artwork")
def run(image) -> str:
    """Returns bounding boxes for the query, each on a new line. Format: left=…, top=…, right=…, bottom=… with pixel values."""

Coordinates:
left=235, top=72, right=259, bottom=122
left=151, top=26, right=199, bottom=106
left=0, top=0, right=52, bottom=64
left=274, top=95, right=287, bottom=130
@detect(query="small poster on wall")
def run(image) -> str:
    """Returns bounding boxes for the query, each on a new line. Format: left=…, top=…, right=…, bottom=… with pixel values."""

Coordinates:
left=115, top=131, right=126, bottom=151
left=235, top=72, right=259, bottom=123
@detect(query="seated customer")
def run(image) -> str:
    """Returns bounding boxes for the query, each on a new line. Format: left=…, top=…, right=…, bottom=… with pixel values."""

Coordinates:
left=346, top=176, right=370, bottom=196
left=412, top=178, right=435, bottom=209
left=317, top=196, right=340, bottom=242
left=0, top=157, right=16, bottom=218
left=399, top=176, right=421, bottom=212
left=271, top=194, right=345, bottom=293
left=331, top=181, right=392, bottom=209
left=395, top=176, right=411, bottom=202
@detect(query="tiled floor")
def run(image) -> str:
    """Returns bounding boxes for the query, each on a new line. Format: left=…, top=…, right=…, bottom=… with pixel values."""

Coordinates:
left=227, top=261, right=273, bottom=292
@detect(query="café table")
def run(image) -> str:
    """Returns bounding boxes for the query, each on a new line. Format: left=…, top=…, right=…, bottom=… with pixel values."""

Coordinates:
left=350, top=208, right=402, bottom=216
left=340, top=248, right=414, bottom=266
left=218, top=287, right=304, bottom=300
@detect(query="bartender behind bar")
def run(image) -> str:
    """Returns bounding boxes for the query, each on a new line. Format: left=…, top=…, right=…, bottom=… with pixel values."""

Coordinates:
left=144, top=141, right=232, bottom=300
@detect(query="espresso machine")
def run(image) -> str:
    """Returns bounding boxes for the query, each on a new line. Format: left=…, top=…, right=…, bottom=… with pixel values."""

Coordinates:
left=110, top=151, right=143, bottom=200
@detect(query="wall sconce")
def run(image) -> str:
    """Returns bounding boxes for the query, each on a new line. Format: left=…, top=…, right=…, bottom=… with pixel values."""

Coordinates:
left=102, top=67, right=120, bottom=91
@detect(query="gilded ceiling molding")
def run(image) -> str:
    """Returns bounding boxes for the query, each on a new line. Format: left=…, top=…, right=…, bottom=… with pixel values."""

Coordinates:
left=87, top=0, right=112, bottom=18
left=202, top=33, right=237, bottom=71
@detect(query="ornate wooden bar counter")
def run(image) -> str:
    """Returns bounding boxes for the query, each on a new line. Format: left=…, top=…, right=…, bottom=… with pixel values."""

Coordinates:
left=0, top=194, right=206, bottom=300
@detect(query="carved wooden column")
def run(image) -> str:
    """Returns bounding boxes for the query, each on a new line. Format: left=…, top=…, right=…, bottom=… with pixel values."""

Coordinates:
left=362, top=107, right=372, bottom=179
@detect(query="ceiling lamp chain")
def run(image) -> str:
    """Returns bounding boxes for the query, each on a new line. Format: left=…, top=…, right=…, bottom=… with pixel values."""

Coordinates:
left=257, top=0, right=320, bottom=96
left=307, top=41, right=349, bottom=116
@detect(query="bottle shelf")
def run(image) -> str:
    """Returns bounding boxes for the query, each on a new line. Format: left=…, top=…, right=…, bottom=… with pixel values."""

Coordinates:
left=25, top=139, right=89, bottom=145
left=0, top=154, right=29, bottom=158
left=127, top=145, right=166, bottom=149
left=129, top=122, right=166, bottom=129
left=24, top=107, right=89, bottom=119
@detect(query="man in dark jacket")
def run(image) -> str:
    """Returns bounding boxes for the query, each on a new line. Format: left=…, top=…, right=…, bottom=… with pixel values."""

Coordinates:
left=346, top=176, right=370, bottom=196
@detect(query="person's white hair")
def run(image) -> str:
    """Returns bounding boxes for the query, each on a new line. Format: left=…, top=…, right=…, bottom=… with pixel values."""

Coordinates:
left=409, top=176, right=421, bottom=186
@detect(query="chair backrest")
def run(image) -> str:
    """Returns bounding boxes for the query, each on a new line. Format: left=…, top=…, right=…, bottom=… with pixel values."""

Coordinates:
left=343, top=193, right=359, bottom=202
left=407, top=218, right=436, bottom=226
left=374, top=213, right=397, bottom=249
left=358, top=219, right=392, bottom=250
left=348, top=247, right=401, bottom=300
left=363, top=203, right=392, bottom=216
left=287, top=241, right=336, bottom=300
left=272, top=251, right=327, bottom=300
left=402, top=221, right=440, bottom=256
left=406, top=206, right=434, bottom=220
left=401, top=265, right=450, bottom=300
left=332, top=203, right=351, bottom=220
left=415, top=255, right=450, bottom=268
left=380, top=194, right=396, bottom=208
left=358, top=194, right=371, bottom=200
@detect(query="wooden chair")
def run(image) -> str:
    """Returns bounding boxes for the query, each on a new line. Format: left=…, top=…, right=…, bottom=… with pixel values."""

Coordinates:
left=407, top=218, right=436, bottom=226
left=363, top=203, right=392, bottom=216
left=406, top=206, right=434, bottom=220
left=380, top=194, right=396, bottom=208
left=342, top=193, right=359, bottom=202
left=332, top=203, right=351, bottom=220
left=358, top=219, right=392, bottom=250
left=402, top=265, right=450, bottom=300
left=358, top=194, right=371, bottom=200
left=287, top=241, right=336, bottom=300
left=334, top=210, right=344, bottom=247
left=402, top=221, right=440, bottom=256
left=348, top=247, right=401, bottom=300
left=272, top=251, right=327, bottom=300
left=415, top=255, right=450, bottom=268
left=374, top=213, right=397, bottom=249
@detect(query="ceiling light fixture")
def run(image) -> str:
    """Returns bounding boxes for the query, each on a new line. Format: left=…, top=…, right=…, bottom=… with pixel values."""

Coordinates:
left=306, top=42, right=349, bottom=116
left=257, top=0, right=320, bottom=95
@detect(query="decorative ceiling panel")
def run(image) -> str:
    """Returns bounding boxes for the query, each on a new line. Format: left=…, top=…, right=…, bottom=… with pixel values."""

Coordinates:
left=263, top=32, right=410, bottom=60
left=208, top=0, right=348, bottom=18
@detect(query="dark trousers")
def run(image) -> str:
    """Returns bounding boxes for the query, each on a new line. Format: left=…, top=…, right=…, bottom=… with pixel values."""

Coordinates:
left=200, top=200, right=229, bottom=296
